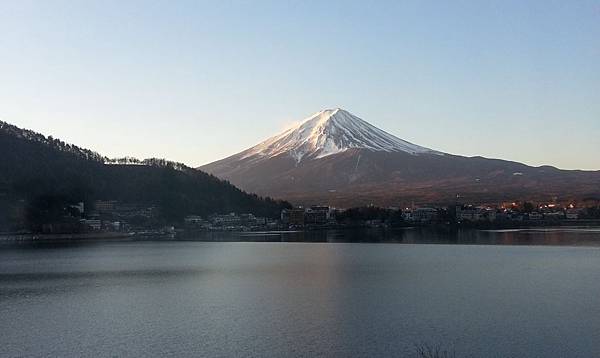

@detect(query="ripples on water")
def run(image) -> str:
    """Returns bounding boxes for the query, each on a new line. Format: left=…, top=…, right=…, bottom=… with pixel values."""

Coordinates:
left=1, top=228, right=600, bottom=357
left=233, top=227, right=600, bottom=247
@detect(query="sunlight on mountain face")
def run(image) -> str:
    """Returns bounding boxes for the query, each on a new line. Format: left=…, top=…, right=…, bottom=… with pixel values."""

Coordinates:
left=242, top=108, right=442, bottom=163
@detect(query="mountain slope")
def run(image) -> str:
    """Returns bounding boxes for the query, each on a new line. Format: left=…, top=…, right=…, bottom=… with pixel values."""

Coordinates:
left=200, top=109, right=600, bottom=207
left=239, top=108, right=440, bottom=162
left=0, top=121, right=289, bottom=229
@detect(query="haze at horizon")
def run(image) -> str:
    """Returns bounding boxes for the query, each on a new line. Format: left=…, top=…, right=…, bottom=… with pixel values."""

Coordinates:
left=1, top=0, right=599, bottom=170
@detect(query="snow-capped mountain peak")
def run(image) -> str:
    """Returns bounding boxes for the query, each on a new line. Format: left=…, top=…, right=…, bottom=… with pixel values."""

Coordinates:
left=242, top=108, right=441, bottom=162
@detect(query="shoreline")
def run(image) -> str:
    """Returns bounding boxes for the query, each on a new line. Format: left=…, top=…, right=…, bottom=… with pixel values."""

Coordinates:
left=0, top=232, right=137, bottom=242
left=3, top=224, right=600, bottom=243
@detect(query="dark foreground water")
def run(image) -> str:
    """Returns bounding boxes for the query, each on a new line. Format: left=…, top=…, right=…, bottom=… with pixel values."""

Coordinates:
left=1, top=229, right=600, bottom=357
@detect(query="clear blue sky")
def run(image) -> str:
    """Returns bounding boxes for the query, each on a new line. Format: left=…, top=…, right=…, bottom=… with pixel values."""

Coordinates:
left=1, top=0, right=599, bottom=169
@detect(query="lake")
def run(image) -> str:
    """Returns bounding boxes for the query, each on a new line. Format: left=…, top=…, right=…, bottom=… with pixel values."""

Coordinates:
left=1, top=228, right=600, bottom=357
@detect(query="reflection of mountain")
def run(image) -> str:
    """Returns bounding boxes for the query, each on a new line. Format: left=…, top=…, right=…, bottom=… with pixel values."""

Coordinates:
left=201, top=108, right=600, bottom=206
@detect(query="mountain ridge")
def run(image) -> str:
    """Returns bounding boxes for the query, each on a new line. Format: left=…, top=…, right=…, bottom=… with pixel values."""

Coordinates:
left=238, top=108, right=441, bottom=163
left=200, top=109, right=600, bottom=207
left=0, top=120, right=290, bottom=231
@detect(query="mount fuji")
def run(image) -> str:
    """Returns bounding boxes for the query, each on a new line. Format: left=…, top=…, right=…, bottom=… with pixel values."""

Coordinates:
left=200, top=109, right=600, bottom=206
left=234, top=108, right=442, bottom=162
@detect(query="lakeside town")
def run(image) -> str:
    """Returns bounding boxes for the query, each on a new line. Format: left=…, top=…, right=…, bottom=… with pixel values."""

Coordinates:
left=2, top=198, right=600, bottom=240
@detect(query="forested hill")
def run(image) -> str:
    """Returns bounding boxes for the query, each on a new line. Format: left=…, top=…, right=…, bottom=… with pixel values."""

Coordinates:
left=0, top=121, right=290, bottom=228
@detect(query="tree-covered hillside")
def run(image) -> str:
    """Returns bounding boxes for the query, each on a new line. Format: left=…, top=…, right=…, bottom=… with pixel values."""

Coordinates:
left=0, top=121, right=290, bottom=231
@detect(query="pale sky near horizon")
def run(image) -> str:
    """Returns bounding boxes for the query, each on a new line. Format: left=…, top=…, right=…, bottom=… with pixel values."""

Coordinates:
left=1, top=0, right=599, bottom=170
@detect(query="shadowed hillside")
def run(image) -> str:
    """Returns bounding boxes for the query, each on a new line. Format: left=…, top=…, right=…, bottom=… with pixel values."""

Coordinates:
left=0, top=121, right=290, bottom=231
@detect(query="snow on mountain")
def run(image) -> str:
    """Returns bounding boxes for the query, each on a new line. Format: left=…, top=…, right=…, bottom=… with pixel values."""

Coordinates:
left=241, top=108, right=442, bottom=163
left=199, top=108, right=600, bottom=207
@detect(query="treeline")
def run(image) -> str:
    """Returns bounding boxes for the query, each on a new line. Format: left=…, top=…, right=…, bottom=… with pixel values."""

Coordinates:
left=499, top=201, right=600, bottom=219
left=0, top=121, right=290, bottom=232
left=583, top=206, right=600, bottom=219
left=0, top=121, right=105, bottom=163
left=336, top=207, right=405, bottom=226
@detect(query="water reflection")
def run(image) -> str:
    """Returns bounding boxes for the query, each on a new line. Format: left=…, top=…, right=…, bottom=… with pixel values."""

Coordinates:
left=1, top=239, right=600, bottom=357
left=201, top=227, right=600, bottom=246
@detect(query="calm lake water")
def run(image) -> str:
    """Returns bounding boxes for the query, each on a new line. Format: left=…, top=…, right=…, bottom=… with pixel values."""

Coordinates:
left=1, top=228, right=600, bottom=357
